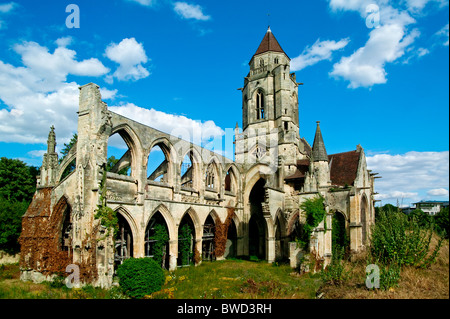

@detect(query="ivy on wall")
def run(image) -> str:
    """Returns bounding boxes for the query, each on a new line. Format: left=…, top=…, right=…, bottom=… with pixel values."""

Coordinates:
left=297, top=195, right=326, bottom=250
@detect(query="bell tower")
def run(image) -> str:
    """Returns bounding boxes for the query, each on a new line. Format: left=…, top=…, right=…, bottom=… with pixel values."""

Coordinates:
left=236, top=27, right=306, bottom=176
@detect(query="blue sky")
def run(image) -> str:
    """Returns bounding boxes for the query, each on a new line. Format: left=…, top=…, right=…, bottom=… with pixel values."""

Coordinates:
left=0, top=0, right=448, bottom=206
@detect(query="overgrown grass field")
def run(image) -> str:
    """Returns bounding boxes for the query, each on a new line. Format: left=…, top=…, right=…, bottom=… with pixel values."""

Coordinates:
left=1, top=239, right=448, bottom=299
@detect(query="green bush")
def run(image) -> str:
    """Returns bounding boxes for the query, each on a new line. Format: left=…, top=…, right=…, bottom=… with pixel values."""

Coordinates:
left=320, top=248, right=351, bottom=285
left=434, top=207, right=449, bottom=239
left=369, top=208, right=443, bottom=268
left=116, top=257, right=165, bottom=299
left=379, top=263, right=401, bottom=291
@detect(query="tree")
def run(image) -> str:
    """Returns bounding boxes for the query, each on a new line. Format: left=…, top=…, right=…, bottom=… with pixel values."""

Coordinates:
left=0, top=198, right=28, bottom=254
left=408, top=209, right=431, bottom=228
left=0, top=157, right=36, bottom=203
left=59, top=133, right=78, bottom=163
left=434, top=207, right=449, bottom=239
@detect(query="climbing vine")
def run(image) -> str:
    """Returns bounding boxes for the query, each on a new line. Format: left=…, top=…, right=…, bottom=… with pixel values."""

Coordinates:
left=213, top=208, right=235, bottom=258
left=148, top=224, right=169, bottom=267
left=297, top=195, right=326, bottom=250
left=178, top=223, right=193, bottom=266
left=94, top=168, right=118, bottom=238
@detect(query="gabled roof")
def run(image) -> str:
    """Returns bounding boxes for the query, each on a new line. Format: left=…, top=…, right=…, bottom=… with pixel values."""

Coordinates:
left=328, top=150, right=361, bottom=187
left=284, top=149, right=362, bottom=187
left=254, top=27, right=288, bottom=57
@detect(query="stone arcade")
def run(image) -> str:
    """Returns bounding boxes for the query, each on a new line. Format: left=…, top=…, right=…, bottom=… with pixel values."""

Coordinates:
left=19, top=28, right=377, bottom=287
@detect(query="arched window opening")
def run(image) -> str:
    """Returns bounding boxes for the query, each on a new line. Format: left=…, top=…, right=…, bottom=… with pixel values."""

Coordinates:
left=202, top=215, right=216, bottom=262
left=225, top=219, right=237, bottom=259
left=147, top=144, right=169, bottom=183
left=145, top=212, right=170, bottom=269
left=107, top=132, right=132, bottom=176
left=260, top=59, right=264, bottom=67
left=256, top=91, right=265, bottom=120
left=249, top=178, right=267, bottom=260
left=275, top=216, right=287, bottom=262
left=115, top=213, right=133, bottom=267
left=361, top=196, right=368, bottom=246
left=60, top=205, right=72, bottom=252
left=332, top=212, right=349, bottom=258
left=180, top=151, right=201, bottom=192
left=224, top=168, right=237, bottom=194
left=178, top=214, right=195, bottom=267
left=205, top=163, right=217, bottom=191
left=274, top=57, right=279, bottom=64
left=224, top=170, right=231, bottom=192
left=60, top=158, right=76, bottom=181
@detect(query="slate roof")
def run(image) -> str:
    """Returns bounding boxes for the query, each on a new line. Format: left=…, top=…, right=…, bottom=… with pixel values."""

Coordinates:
left=312, top=122, right=328, bottom=162
left=254, top=27, right=287, bottom=57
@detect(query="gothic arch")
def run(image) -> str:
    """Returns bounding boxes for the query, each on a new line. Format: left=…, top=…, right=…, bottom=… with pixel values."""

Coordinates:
left=53, top=195, right=72, bottom=252
left=147, top=137, right=177, bottom=165
left=108, top=124, right=143, bottom=177
left=146, top=137, right=177, bottom=185
left=287, top=210, right=300, bottom=236
left=224, top=164, right=239, bottom=194
left=205, top=158, right=222, bottom=192
left=114, top=206, right=139, bottom=243
left=205, top=209, right=221, bottom=225
left=147, top=204, right=177, bottom=241
left=115, top=207, right=135, bottom=265
left=180, top=207, right=203, bottom=242
left=361, top=194, right=369, bottom=246
left=179, top=147, right=203, bottom=191
left=57, top=150, right=77, bottom=183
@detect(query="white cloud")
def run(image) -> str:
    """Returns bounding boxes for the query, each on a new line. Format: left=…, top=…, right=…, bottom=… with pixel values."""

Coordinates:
left=100, top=88, right=118, bottom=100
left=109, top=103, right=224, bottom=146
left=55, top=36, right=73, bottom=48
left=427, top=188, right=449, bottom=196
left=290, top=38, right=350, bottom=71
left=367, top=151, right=449, bottom=204
left=436, top=23, right=449, bottom=46
left=375, top=191, right=419, bottom=202
left=330, top=24, right=419, bottom=88
left=404, top=0, right=449, bottom=11
left=173, top=2, right=211, bottom=21
left=0, top=2, right=16, bottom=13
left=13, top=41, right=109, bottom=88
left=27, top=150, right=46, bottom=158
left=0, top=39, right=112, bottom=145
left=0, top=2, right=17, bottom=29
left=416, top=47, right=430, bottom=57
left=126, top=0, right=156, bottom=6
left=326, top=0, right=448, bottom=88
left=105, top=38, right=150, bottom=82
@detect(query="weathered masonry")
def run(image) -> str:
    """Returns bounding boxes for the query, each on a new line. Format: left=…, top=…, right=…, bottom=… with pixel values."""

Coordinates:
left=19, top=27, right=377, bottom=287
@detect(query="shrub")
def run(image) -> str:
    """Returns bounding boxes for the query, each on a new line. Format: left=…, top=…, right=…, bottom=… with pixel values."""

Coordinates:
left=116, top=257, right=165, bottom=299
left=434, top=207, right=449, bottom=239
left=379, top=263, right=401, bottom=291
left=320, top=248, right=351, bottom=285
left=369, top=208, right=443, bottom=268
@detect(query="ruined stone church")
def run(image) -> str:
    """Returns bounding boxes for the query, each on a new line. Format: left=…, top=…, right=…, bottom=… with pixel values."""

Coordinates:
left=19, top=27, right=377, bottom=287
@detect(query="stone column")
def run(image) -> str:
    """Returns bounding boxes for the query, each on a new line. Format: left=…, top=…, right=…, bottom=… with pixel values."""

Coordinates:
left=168, top=239, right=178, bottom=271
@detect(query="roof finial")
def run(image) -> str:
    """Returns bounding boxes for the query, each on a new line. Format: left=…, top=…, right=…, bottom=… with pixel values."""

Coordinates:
left=267, top=12, right=271, bottom=32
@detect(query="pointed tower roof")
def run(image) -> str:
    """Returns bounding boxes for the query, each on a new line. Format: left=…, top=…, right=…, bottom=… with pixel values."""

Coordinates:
left=254, top=26, right=288, bottom=57
left=312, top=121, right=328, bottom=162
